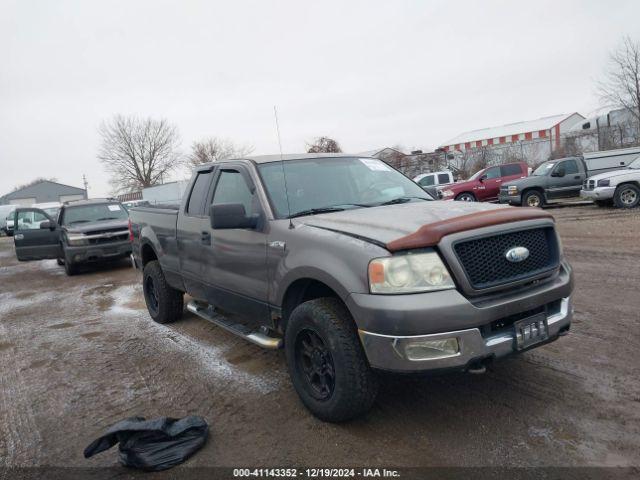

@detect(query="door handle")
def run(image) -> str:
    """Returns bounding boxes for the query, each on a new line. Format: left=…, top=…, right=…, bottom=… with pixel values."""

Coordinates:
left=201, top=231, right=211, bottom=245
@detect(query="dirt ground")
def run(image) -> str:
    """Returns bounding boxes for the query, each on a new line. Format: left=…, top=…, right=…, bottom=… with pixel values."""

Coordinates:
left=0, top=205, right=639, bottom=473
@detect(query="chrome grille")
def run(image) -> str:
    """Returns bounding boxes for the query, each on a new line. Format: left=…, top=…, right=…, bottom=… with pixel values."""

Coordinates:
left=453, top=227, right=559, bottom=290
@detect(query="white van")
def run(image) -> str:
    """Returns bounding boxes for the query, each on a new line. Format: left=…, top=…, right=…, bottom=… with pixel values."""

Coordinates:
left=0, top=205, right=16, bottom=235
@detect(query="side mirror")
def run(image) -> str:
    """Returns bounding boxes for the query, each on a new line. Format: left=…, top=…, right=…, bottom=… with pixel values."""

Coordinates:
left=552, top=167, right=566, bottom=177
left=479, top=175, right=487, bottom=182
left=39, top=220, right=55, bottom=230
left=209, top=203, right=258, bottom=229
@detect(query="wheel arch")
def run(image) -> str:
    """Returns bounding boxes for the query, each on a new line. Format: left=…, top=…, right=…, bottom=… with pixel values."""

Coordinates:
left=140, top=241, right=159, bottom=267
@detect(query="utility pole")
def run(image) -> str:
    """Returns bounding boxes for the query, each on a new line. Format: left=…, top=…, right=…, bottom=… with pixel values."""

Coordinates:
left=82, top=174, right=89, bottom=199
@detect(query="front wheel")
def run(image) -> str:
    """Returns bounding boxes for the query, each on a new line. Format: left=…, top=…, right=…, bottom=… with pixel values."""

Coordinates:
left=285, top=298, right=378, bottom=422
left=455, top=193, right=476, bottom=202
left=142, top=260, right=184, bottom=324
left=523, top=190, right=544, bottom=208
left=613, top=184, right=640, bottom=209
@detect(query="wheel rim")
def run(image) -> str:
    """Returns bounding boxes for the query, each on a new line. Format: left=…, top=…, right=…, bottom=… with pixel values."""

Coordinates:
left=295, top=329, right=335, bottom=401
left=620, top=188, right=637, bottom=206
left=145, top=276, right=159, bottom=314
left=459, top=194, right=474, bottom=202
left=527, top=194, right=541, bottom=207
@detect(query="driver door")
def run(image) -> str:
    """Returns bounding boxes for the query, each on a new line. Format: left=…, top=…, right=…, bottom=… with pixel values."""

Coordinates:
left=477, top=166, right=502, bottom=201
left=13, top=208, right=61, bottom=261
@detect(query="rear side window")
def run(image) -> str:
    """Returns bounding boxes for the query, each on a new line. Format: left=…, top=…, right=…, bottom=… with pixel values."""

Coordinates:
left=419, top=175, right=435, bottom=186
left=437, top=173, right=450, bottom=184
left=501, top=164, right=523, bottom=176
left=186, top=172, right=212, bottom=215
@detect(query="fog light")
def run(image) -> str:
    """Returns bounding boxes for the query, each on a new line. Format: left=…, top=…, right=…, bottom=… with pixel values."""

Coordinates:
left=404, top=338, right=459, bottom=361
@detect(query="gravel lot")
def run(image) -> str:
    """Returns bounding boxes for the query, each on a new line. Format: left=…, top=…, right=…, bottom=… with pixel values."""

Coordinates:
left=0, top=205, right=639, bottom=472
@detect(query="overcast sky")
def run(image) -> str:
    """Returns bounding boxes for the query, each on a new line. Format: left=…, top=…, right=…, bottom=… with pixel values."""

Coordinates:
left=1, top=0, right=639, bottom=197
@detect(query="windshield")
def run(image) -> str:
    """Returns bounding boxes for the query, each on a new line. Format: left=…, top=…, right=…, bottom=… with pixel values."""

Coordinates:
left=629, top=157, right=640, bottom=169
left=258, top=157, right=432, bottom=218
left=61, top=203, right=128, bottom=225
left=533, top=162, right=556, bottom=176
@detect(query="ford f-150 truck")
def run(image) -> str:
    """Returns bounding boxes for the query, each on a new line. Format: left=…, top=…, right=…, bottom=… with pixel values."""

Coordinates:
left=129, top=153, right=574, bottom=422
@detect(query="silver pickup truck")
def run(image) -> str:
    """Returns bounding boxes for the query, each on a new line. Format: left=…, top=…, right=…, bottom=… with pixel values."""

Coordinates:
left=129, top=154, right=573, bottom=422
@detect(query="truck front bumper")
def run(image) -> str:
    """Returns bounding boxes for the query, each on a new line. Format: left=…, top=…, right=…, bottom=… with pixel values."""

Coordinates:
left=358, top=296, right=571, bottom=372
left=66, top=240, right=132, bottom=264
left=498, top=192, right=522, bottom=205
left=580, top=187, right=615, bottom=201
left=348, top=261, right=573, bottom=373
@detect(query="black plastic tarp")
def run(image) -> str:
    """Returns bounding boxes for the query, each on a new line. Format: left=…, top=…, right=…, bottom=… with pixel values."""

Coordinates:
left=84, top=416, right=208, bottom=471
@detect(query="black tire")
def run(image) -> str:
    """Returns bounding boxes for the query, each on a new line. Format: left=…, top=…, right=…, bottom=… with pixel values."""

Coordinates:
left=142, top=260, right=184, bottom=324
left=455, top=192, right=476, bottom=202
left=613, top=184, right=640, bottom=209
left=56, top=258, right=64, bottom=266
left=523, top=190, right=545, bottom=208
left=64, top=252, right=78, bottom=276
left=285, top=298, right=378, bottom=422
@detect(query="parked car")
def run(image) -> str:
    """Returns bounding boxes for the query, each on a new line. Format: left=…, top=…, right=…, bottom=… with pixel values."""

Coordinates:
left=0, top=205, right=16, bottom=236
left=128, top=153, right=573, bottom=422
left=438, top=162, right=528, bottom=202
left=12, top=198, right=132, bottom=275
left=413, top=170, right=454, bottom=199
left=581, top=155, right=640, bottom=208
left=500, top=147, right=640, bottom=208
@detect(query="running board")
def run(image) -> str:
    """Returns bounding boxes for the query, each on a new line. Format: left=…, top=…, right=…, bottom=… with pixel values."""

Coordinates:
left=186, top=300, right=282, bottom=349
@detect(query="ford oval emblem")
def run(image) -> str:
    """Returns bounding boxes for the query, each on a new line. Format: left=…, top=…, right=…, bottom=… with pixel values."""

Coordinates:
left=505, top=246, right=530, bottom=263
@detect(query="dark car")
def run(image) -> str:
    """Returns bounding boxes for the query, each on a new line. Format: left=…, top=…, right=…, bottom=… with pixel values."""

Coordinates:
left=13, top=198, right=132, bottom=275
left=438, top=162, right=528, bottom=202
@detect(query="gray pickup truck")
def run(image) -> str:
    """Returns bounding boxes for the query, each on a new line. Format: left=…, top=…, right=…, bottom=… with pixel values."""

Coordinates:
left=129, top=153, right=574, bottom=422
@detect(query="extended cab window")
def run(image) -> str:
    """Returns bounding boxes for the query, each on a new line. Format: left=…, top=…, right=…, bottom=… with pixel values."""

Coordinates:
left=187, top=172, right=212, bottom=215
left=212, top=170, right=256, bottom=215
left=501, top=164, right=522, bottom=176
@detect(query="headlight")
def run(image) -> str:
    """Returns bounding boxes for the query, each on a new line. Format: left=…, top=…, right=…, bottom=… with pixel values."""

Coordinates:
left=368, top=250, right=455, bottom=294
left=507, top=185, right=518, bottom=195
left=441, top=189, right=454, bottom=198
left=597, top=179, right=610, bottom=187
left=66, top=233, right=88, bottom=246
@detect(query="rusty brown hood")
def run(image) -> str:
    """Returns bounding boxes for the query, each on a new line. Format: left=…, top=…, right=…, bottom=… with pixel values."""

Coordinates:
left=301, top=201, right=553, bottom=251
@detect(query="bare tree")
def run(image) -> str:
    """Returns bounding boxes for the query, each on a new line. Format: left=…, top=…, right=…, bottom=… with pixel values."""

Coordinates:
left=598, top=36, right=640, bottom=136
left=306, top=136, right=342, bottom=153
left=98, top=115, right=182, bottom=193
left=188, top=137, right=254, bottom=167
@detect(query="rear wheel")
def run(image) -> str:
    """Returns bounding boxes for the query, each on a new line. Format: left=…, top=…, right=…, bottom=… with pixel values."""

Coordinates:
left=613, top=184, right=640, bottom=209
left=285, top=298, right=378, bottom=422
left=523, top=190, right=544, bottom=208
left=455, top=192, right=476, bottom=202
left=142, top=260, right=184, bottom=324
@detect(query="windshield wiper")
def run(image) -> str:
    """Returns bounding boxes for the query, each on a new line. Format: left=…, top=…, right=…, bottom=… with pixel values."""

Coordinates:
left=68, top=219, right=91, bottom=224
left=288, top=207, right=346, bottom=218
left=97, top=217, right=120, bottom=221
left=377, top=196, right=431, bottom=206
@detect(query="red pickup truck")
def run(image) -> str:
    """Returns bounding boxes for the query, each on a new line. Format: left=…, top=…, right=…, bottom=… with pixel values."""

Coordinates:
left=438, top=162, right=529, bottom=202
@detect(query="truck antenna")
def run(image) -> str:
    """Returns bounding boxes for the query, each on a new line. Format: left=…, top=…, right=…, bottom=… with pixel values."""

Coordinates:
left=274, top=105, right=294, bottom=229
